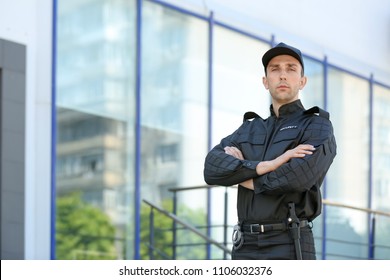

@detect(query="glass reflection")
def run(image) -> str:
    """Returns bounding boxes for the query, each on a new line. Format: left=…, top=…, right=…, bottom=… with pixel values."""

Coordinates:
left=300, top=57, right=324, bottom=109
left=326, top=68, right=370, bottom=259
left=56, top=0, right=136, bottom=259
left=372, top=85, right=390, bottom=259
left=140, top=1, right=209, bottom=259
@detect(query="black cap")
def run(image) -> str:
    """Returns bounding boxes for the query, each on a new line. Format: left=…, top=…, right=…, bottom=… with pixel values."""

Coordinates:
left=262, top=42, right=304, bottom=73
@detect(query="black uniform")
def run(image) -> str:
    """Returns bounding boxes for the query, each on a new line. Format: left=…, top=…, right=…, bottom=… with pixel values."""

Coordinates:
left=204, top=100, right=337, bottom=259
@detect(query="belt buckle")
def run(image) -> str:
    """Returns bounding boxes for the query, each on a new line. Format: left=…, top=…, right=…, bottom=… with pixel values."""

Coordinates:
left=250, top=224, right=264, bottom=234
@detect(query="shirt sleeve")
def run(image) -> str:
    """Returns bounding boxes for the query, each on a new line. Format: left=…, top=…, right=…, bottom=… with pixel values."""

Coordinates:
left=253, top=117, right=337, bottom=195
left=203, top=125, right=260, bottom=186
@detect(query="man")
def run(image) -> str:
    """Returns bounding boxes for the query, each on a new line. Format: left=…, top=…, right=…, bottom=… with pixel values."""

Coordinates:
left=203, top=42, right=337, bottom=260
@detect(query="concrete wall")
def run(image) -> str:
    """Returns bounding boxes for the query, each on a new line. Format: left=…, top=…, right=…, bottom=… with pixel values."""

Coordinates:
left=0, top=0, right=53, bottom=259
left=0, top=39, right=26, bottom=259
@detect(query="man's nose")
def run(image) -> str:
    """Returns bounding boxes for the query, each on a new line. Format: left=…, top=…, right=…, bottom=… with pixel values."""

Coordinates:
left=279, top=70, right=287, bottom=79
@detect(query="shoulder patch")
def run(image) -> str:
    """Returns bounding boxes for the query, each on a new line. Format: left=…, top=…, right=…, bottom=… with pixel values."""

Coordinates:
left=243, top=111, right=261, bottom=122
left=304, top=106, right=329, bottom=120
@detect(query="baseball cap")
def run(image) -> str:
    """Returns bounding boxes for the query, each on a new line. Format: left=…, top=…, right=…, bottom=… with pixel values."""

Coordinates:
left=262, top=42, right=304, bottom=73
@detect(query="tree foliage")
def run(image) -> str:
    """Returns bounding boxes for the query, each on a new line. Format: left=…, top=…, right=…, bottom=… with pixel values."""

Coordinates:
left=140, top=199, right=208, bottom=260
left=55, top=193, right=224, bottom=260
left=56, top=192, right=117, bottom=259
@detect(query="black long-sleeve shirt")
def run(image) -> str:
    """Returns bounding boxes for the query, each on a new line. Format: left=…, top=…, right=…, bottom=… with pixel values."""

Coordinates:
left=204, top=100, right=337, bottom=223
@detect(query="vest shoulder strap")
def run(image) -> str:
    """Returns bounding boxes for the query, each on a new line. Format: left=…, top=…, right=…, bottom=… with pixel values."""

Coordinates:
left=304, top=106, right=329, bottom=119
left=243, top=111, right=261, bottom=122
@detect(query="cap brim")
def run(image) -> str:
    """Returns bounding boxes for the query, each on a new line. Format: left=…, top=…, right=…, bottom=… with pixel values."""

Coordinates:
left=262, top=47, right=304, bottom=70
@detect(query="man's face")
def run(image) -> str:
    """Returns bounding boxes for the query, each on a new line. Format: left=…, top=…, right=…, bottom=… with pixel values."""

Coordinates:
left=262, top=55, right=307, bottom=106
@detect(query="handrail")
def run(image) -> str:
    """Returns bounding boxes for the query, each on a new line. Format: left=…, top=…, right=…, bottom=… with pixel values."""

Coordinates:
left=322, top=199, right=390, bottom=217
left=143, top=199, right=232, bottom=255
left=169, top=185, right=390, bottom=218
left=165, top=184, right=389, bottom=260
left=169, top=184, right=236, bottom=192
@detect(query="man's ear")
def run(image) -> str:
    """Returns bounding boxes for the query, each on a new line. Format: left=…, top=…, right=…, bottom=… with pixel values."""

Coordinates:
left=299, top=76, right=308, bottom=90
left=262, top=76, right=269, bottom=89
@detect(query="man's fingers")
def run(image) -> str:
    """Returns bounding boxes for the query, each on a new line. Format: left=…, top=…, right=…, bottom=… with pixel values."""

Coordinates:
left=289, top=144, right=316, bottom=158
left=295, top=146, right=316, bottom=157
left=297, top=144, right=315, bottom=151
left=224, top=146, right=244, bottom=160
left=224, top=147, right=240, bottom=157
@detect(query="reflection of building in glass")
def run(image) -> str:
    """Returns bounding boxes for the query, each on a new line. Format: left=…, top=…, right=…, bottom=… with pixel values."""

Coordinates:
left=56, top=108, right=127, bottom=223
left=56, top=106, right=184, bottom=226
left=141, top=126, right=181, bottom=203
left=55, top=1, right=137, bottom=256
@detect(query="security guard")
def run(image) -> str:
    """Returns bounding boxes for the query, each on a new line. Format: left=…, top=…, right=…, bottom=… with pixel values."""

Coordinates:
left=204, top=43, right=337, bottom=259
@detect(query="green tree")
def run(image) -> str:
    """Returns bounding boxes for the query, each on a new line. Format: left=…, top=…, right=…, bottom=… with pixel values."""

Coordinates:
left=140, top=199, right=208, bottom=260
left=56, top=192, right=117, bottom=259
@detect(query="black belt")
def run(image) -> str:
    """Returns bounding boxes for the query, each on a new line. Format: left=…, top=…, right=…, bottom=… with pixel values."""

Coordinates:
left=242, top=220, right=309, bottom=234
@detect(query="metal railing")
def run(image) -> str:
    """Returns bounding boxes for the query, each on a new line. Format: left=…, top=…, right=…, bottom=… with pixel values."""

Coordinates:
left=321, top=198, right=390, bottom=259
left=169, top=185, right=234, bottom=259
left=143, top=185, right=390, bottom=260
left=322, top=199, right=390, bottom=217
left=143, top=199, right=231, bottom=260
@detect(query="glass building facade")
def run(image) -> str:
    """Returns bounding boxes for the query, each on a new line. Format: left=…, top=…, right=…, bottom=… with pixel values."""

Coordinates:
left=54, top=0, right=390, bottom=260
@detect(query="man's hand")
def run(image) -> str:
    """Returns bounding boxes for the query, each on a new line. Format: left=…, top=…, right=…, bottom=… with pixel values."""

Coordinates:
left=224, top=146, right=244, bottom=160
left=280, top=144, right=315, bottom=162
left=256, top=144, right=315, bottom=175
left=223, top=144, right=315, bottom=191
left=224, top=146, right=255, bottom=189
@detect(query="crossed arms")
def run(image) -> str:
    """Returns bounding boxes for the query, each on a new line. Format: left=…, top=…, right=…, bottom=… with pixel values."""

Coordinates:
left=204, top=118, right=336, bottom=195
left=224, top=144, right=315, bottom=190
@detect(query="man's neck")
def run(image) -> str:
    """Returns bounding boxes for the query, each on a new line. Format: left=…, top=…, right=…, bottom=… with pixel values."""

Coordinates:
left=272, top=103, right=282, bottom=117
left=271, top=99, right=301, bottom=117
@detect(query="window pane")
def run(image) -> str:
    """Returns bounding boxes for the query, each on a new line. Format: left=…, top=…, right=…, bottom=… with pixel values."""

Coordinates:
left=212, top=27, right=270, bottom=145
left=301, top=57, right=324, bottom=109
left=373, top=85, right=390, bottom=212
left=372, top=85, right=390, bottom=259
left=326, top=69, right=370, bottom=259
left=140, top=1, right=209, bottom=259
left=56, top=0, right=136, bottom=259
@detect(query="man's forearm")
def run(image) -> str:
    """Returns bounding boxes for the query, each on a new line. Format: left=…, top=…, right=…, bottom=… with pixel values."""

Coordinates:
left=240, top=145, right=312, bottom=190
left=240, top=158, right=285, bottom=190
left=255, top=158, right=283, bottom=175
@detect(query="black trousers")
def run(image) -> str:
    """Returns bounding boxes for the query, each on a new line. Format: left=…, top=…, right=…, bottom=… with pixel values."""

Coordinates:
left=231, top=227, right=316, bottom=260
